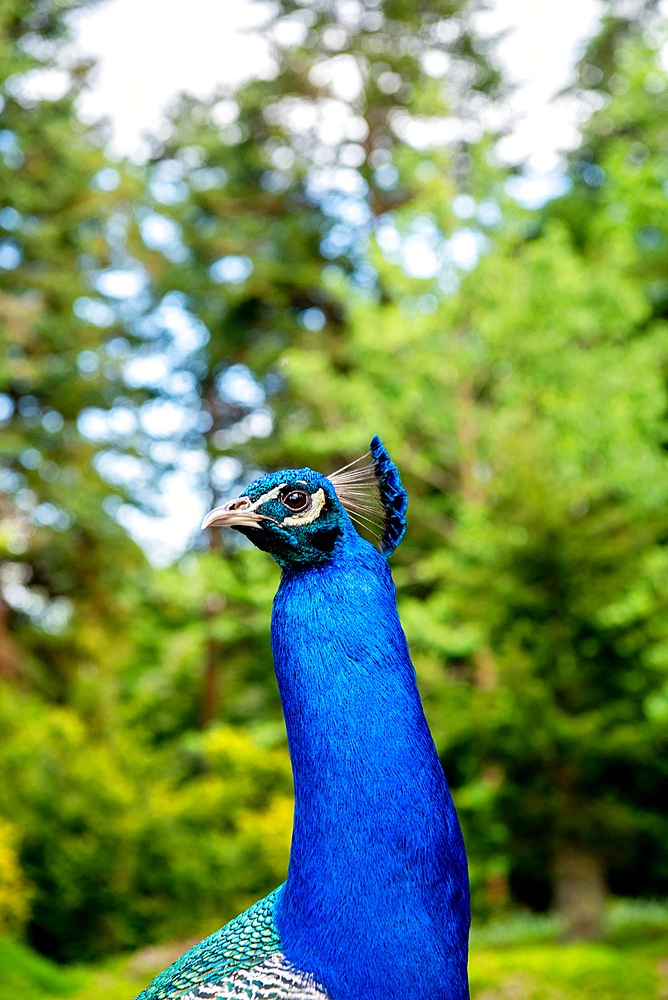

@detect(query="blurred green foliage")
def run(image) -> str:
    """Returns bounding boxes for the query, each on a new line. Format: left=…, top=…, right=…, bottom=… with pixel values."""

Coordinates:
left=0, top=684, right=293, bottom=959
left=0, top=816, right=32, bottom=936
left=0, top=0, right=146, bottom=699
left=0, top=0, right=667, bottom=974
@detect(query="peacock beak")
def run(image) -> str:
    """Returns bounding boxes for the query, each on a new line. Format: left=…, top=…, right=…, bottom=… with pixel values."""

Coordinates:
left=201, top=497, right=268, bottom=530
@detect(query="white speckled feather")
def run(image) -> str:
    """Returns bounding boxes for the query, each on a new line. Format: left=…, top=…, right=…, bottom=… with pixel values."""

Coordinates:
left=179, top=953, right=330, bottom=999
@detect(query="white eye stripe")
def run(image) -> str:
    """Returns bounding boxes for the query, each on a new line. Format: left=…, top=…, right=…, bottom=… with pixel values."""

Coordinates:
left=247, top=483, right=326, bottom=526
left=282, top=487, right=326, bottom=526
left=247, top=483, right=287, bottom=511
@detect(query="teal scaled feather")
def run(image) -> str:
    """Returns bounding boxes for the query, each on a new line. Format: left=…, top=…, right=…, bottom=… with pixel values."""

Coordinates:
left=136, top=890, right=282, bottom=1000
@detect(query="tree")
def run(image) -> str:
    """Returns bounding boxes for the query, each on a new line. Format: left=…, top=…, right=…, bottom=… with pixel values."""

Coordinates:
left=116, top=0, right=668, bottom=938
left=103, top=0, right=502, bottom=724
left=279, top=0, right=668, bottom=938
left=5, top=0, right=668, bottom=961
left=0, top=0, right=151, bottom=705
left=0, top=0, right=507, bottom=959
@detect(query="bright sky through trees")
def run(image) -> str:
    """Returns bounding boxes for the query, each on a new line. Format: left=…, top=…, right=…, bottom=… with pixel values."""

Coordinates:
left=71, top=0, right=603, bottom=172
left=61, top=0, right=610, bottom=563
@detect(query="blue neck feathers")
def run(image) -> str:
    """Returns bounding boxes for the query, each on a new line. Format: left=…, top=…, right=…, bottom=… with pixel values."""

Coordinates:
left=271, top=527, right=470, bottom=1000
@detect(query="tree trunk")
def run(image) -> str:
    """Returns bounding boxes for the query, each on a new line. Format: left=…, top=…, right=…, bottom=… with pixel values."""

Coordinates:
left=554, top=846, right=607, bottom=940
left=473, top=645, right=498, bottom=689
left=199, top=593, right=226, bottom=729
left=200, top=634, right=220, bottom=728
left=454, top=381, right=484, bottom=504
left=199, top=519, right=225, bottom=729
left=0, top=594, right=19, bottom=679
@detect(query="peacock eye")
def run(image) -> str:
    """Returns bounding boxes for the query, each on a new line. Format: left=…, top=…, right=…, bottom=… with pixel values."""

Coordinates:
left=279, top=488, right=311, bottom=513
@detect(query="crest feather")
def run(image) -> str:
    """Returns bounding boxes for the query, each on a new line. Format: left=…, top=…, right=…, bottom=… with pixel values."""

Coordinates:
left=328, top=435, right=408, bottom=556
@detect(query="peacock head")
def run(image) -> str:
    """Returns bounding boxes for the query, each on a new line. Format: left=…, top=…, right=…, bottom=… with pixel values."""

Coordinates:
left=201, top=435, right=408, bottom=568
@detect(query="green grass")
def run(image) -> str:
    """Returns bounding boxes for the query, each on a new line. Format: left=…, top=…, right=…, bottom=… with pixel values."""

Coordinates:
left=0, top=940, right=144, bottom=1000
left=469, top=900, right=668, bottom=999
left=2, top=901, right=668, bottom=1000
left=0, top=939, right=84, bottom=1000
left=469, top=940, right=663, bottom=999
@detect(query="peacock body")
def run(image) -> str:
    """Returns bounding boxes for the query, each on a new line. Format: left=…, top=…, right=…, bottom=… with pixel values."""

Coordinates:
left=137, top=437, right=470, bottom=1000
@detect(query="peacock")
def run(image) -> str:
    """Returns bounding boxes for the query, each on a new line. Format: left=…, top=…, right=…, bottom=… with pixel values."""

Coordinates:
left=137, top=436, right=470, bottom=1000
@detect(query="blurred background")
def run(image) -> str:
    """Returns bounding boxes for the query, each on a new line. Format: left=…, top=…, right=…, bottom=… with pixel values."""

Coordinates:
left=0, top=0, right=667, bottom=997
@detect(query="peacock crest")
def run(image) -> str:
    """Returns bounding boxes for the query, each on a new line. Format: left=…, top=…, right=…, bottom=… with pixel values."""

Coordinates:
left=327, top=435, right=408, bottom=556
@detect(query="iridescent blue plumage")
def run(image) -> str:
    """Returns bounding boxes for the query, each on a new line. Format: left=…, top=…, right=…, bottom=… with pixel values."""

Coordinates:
left=138, top=439, right=469, bottom=1000
left=368, top=434, right=408, bottom=555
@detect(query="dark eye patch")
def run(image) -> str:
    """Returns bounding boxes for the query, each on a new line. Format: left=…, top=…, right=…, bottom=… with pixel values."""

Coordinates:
left=279, top=487, right=311, bottom=513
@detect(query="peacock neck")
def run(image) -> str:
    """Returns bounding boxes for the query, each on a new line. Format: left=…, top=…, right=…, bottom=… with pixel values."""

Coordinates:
left=270, top=531, right=470, bottom=1000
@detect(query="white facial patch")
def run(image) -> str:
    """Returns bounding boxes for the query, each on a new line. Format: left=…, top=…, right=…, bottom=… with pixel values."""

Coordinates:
left=282, top=487, right=326, bottom=526
left=247, top=484, right=287, bottom=512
